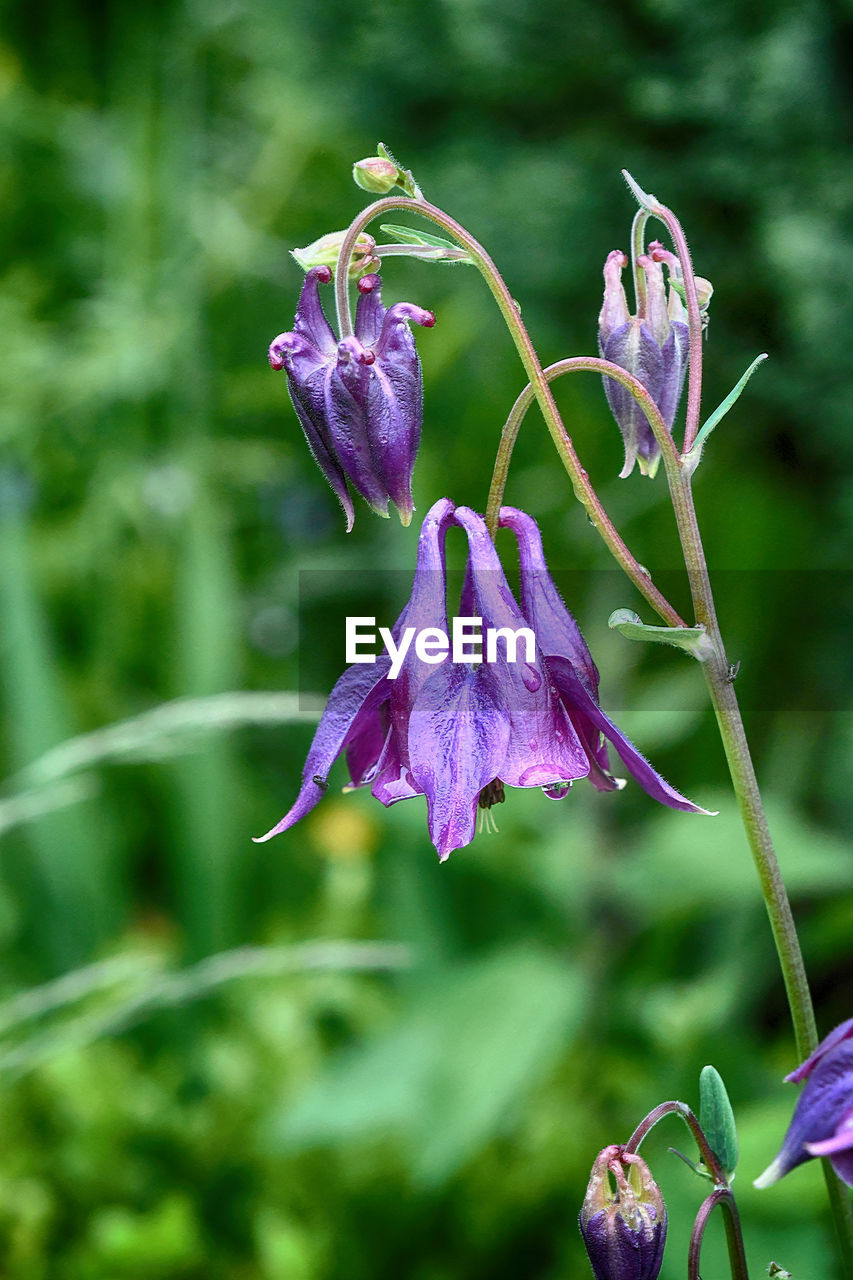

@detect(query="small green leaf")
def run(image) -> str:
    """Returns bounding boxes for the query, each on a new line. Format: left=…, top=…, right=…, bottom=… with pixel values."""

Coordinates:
left=379, top=225, right=473, bottom=264
left=608, top=609, right=714, bottom=661
left=699, top=1064, right=739, bottom=1179
left=684, top=353, right=768, bottom=472
left=669, top=1145, right=713, bottom=1180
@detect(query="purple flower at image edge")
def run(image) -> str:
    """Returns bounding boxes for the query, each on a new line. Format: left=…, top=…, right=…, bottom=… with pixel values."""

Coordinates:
left=755, top=1017, right=853, bottom=1189
left=268, top=266, right=434, bottom=530
left=254, top=500, right=707, bottom=860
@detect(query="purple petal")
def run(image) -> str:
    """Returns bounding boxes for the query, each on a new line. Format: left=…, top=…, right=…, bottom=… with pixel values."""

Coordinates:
left=545, top=655, right=710, bottom=813
left=370, top=726, right=421, bottom=806
left=785, top=1017, right=853, bottom=1084
left=453, top=507, right=590, bottom=788
left=600, top=321, right=664, bottom=477
left=389, top=498, right=456, bottom=766
left=757, top=1041, right=853, bottom=1187
left=656, top=320, right=689, bottom=430
left=287, top=374, right=355, bottom=532
left=498, top=506, right=599, bottom=698
left=292, top=265, right=337, bottom=357
left=353, top=273, right=386, bottom=347
left=254, top=659, right=391, bottom=843
left=328, top=338, right=391, bottom=516
left=408, top=662, right=510, bottom=859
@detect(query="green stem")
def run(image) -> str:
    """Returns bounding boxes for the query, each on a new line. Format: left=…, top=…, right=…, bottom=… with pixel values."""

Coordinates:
left=334, top=198, right=684, bottom=628
left=625, top=1100, right=749, bottom=1280
left=484, top=355, right=684, bottom=626
left=634, top=191, right=853, bottom=1271
left=689, top=1190, right=749, bottom=1280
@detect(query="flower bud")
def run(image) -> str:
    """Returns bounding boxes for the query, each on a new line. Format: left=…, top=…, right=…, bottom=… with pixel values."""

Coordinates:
left=598, top=246, right=690, bottom=479
left=579, top=1146, right=667, bottom=1280
left=291, top=231, right=377, bottom=277
left=353, top=156, right=400, bottom=194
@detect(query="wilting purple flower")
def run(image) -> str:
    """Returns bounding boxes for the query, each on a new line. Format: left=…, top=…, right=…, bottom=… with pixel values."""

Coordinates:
left=268, top=266, right=434, bottom=530
left=598, top=244, right=689, bottom=479
left=255, top=501, right=705, bottom=860
left=754, top=1017, right=853, bottom=1189
left=579, top=1146, right=667, bottom=1280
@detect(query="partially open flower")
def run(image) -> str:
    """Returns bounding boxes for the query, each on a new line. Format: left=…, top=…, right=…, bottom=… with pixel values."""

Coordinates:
left=269, top=267, right=434, bottom=530
left=580, top=1146, right=667, bottom=1280
left=755, top=1017, right=853, bottom=1189
left=598, top=246, right=690, bottom=478
left=255, top=502, right=705, bottom=859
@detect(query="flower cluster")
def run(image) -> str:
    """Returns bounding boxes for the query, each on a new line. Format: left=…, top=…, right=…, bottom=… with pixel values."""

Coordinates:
left=269, top=266, right=434, bottom=531
left=255, top=499, right=704, bottom=860
left=755, top=1017, right=853, bottom=1190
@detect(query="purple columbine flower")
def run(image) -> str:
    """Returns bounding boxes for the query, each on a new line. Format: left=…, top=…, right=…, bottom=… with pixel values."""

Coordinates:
left=254, top=500, right=705, bottom=860
left=268, top=266, right=434, bottom=531
left=754, top=1017, right=853, bottom=1189
left=579, top=1146, right=667, bottom=1280
left=598, top=243, right=689, bottom=479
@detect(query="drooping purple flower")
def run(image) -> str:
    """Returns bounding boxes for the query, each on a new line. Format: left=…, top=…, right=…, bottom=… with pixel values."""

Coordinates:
left=579, top=1146, right=667, bottom=1280
left=598, top=246, right=689, bottom=479
left=268, top=266, right=434, bottom=530
left=254, top=501, right=706, bottom=860
left=754, top=1018, right=853, bottom=1189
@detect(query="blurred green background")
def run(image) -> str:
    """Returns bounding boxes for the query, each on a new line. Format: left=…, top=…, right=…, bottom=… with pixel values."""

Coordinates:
left=1, top=0, right=852, bottom=1275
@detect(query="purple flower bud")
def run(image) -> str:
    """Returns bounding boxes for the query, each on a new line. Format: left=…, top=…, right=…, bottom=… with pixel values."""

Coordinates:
left=598, top=246, right=690, bottom=479
left=755, top=1018, right=853, bottom=1190
left=269, top=266, right=434, bottom=530
left=579, top=1146, right=667, bottom=1280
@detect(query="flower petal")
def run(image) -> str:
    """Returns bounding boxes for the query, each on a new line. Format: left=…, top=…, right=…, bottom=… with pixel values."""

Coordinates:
left=292, top=265, right=337, bottom=357
left=254, top=659, right=391, bottom=842
left=498, top=506, right=599, bottom=698
left=785, top=1016, right=853, bottom=1084
left=408, top=661, right=510, bottom=860
left=756, top=1041, right=853, bottom=1188
left=545, top=654, right=710, bottom=813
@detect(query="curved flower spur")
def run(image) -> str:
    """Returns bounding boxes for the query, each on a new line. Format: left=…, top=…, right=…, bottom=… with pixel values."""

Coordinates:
left=255, top=500, right=706, bottom=860
left=268, top=265, right=435, bottom=530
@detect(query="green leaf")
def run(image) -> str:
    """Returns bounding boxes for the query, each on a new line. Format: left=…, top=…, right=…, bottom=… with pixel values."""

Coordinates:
left=684, top=353, right=768, bottom=472
left=379, top=224, right=473, bottom=264
left=699, top=1064, right=739, bottom=1179
left=275, top=946, right=584, bottom=1187
left=608, top=609, right=714, bottom=660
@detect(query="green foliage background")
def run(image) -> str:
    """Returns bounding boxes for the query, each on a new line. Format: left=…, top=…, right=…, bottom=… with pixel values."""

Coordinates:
left=0, top=0, right=852, bottom=1275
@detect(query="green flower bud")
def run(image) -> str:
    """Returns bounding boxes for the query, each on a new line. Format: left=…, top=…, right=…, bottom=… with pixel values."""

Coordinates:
left=291, top=231, right=377, bottom=277
left=352, top=156, right=400, bottom=194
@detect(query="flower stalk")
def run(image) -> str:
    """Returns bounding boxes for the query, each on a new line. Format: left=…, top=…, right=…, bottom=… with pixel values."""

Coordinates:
left=334, top=197, right=685, bottom=628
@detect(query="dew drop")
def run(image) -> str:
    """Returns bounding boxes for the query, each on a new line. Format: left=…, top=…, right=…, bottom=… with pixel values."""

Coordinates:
left=521, top=663, right=541, bottom=692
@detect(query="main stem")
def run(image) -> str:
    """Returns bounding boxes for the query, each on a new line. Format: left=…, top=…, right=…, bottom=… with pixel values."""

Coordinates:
left=667, top=465, right=853, bottom=1270
left=642, top=191, right=853, bottom=1267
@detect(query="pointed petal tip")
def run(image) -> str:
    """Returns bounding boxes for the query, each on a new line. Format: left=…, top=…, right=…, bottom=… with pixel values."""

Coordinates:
left=753, top=1157, right=785, bottom=1190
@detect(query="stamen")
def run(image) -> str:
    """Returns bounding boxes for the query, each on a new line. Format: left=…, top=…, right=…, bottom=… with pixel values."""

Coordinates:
left=478, top=779, right=506, bottom=809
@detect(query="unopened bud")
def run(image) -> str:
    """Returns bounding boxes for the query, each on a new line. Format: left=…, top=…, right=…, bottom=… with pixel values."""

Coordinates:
left=291, top=231, right=377, bottom=277
left=579, top=1146, right=667, bottom=1280
left=353, top=156, right=400, bottom=194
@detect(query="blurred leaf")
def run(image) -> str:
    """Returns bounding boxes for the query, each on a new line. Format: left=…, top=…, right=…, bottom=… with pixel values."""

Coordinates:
left=278, top=946, right=584, bottom=1186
